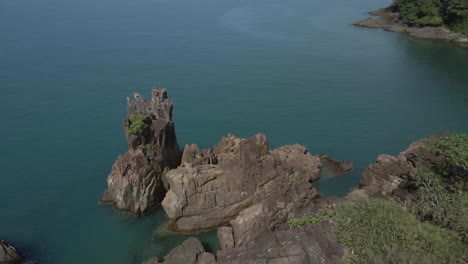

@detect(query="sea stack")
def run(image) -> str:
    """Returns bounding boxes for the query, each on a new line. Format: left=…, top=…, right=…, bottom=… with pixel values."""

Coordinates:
left=101, top=88, right=181, bottom=214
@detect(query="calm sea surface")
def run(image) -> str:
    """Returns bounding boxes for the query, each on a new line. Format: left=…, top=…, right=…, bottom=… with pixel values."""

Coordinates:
left=1, top=0, right=467, bottom=263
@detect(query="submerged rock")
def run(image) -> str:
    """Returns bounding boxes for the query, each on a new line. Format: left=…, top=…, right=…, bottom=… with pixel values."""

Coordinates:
left=318, top=155, right=353, bottom=177
left=101, top=88, right=181, bottom=214
left=163, top=237, right=205, bottom=264
left=162, top=133, right=322, bottom=231
left=0, top=240, right=23, bottom=264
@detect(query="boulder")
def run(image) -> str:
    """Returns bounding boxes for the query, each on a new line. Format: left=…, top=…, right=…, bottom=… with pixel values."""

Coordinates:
left=217, top=227, right=234, bottom=250
left=197, top=253, right=217, bottom=264
left=0, top=240, right=23, bottom=264
left=143, top=238, right=214, bottom=264
left=163, top=237, right=204, bottom=264
left=162, top=134, right=321, bottom=231
left=101, top=88, right=181, bottom=214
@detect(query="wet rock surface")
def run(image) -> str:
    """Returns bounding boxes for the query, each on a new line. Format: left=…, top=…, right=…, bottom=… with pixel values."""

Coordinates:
left=101, top=88, right=181, bottom=214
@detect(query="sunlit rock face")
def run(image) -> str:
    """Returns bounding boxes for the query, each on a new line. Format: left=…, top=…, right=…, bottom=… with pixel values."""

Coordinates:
left=102, top=88, right=181, bottom=214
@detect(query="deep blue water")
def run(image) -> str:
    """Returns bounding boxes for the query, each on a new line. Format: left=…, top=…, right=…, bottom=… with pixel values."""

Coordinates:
left=1, top=0, right=468, bottom=263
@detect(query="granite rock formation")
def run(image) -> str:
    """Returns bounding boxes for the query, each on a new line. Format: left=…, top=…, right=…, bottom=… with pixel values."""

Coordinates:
left=0, top=240, right=23, bottom=264
left=217, top=219, right=345, bottom=264
left=101, top=88, right=181, bottom=214
left=161, top=133, right=322, bottom=231
left=348, top=131, right=450, bottom=199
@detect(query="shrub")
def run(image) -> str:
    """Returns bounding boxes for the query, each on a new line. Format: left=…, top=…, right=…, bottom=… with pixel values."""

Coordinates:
left=128, top=114, right=148, bottom=136
left=395, top=0, right=444, bottom=26
left=430, top=133, right=468, bottom=171
left=406, top=165, right=468, bottom=243
left=334, top=198, right=466, bottom=263
left=288, top=215, right=323, bottom=229
left=446, top=0, right=468, bottom=33
left=143, top=144, right=152, bottom=152
left=393, top=0, right=468, bottom=32
left=425, top=133, right=468, bottom=191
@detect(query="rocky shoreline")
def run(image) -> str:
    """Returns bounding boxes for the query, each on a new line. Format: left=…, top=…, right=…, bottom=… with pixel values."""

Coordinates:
left=141, top=130, right=466, bottom=264
left=354, top=8, right=468, bottom=47
left=99, top=88, right=466, bottom=264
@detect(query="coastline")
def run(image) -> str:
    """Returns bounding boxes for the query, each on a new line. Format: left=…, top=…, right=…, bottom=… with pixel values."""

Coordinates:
left=354, top=8, right=468, bottom=48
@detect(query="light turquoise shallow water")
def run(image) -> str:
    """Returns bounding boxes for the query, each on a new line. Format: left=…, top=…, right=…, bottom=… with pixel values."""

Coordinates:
left=1, top=0, right=468, bottom=263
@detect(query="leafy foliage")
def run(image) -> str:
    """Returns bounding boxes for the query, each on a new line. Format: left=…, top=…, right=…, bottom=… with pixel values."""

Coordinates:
left=288, top=210, right=334, bottom=229
left=425, top=133, right=468, bottom=192
left=394, top=0, right=444, bottom=26
left=288, top=215, right=323, bottom=229
left=128, top=114, right=148, bottom=136
left=143, top=144, right=152, bottom=152
left=430, top=133, right=468, bottom=171
left=393, top=0, right=468, bottom=32
left=406, top=165, right=468, bottom=243
left=446, top=0, right=468, bottom=33
left=334, top=198, right=466, bottom=264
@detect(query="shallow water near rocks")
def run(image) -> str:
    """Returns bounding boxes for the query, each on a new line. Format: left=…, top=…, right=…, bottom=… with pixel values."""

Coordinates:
left=1, top=0, right=468, bottom=263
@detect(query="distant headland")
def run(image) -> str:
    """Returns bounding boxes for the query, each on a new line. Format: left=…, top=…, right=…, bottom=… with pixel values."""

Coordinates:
left=354, top=0, right=468, bottom=47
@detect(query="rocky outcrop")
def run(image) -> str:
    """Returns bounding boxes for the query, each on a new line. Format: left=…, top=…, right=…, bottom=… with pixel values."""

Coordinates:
left=229, top=191, right=324, bottom=247
left=348, top=132, right=450, bottom=199
left=162, top=133, right=322, bottom=231
left=101, top=88, right=181, bottom=214
left=143, top=238, right=208, bottom=264
left=216, top=219, right=346, bottom=264
left=0, top=241, right=23, bottom=264
left=354, top=8, right=468, bottom=46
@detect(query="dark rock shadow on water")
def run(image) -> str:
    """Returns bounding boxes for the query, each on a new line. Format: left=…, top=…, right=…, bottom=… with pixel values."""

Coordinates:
left=403, top=37, right=468, bottom=86
left=143, top=214, right=220, bottom=260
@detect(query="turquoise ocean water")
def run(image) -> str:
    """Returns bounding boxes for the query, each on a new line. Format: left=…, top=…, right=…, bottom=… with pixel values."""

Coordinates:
left=1, top=0, right=468, bottom=263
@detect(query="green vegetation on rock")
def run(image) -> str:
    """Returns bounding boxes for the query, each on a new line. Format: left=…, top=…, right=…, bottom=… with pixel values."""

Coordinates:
left=394, top=0, right=444, bottom=26
left=288, top=215, right=324, bottom=229
left=287, top=133, right=468, bottom=263
left=128, top=114, right=148, bottom=135
left=430, top=133, right=468, bottom=173
left=406, top=165, right=468, bottom=243
left=393, top=0, right=468, bottom=33
left=334, top=198, right=466, bottom=263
